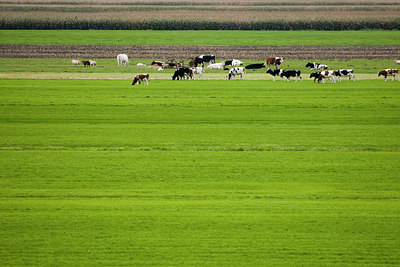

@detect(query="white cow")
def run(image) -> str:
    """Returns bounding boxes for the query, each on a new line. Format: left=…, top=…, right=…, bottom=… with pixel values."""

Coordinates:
left=395, top=60, right=400, bottom=64
left=72, top=60, right=80, bottom=65
left=227, top=67, right=246, bottom=80
left=190, top=67, right=203, bottom=80
left=89, top=60, right=96, bottom=66
left=231, top=59, right=244, bottom=66
left=117, top=54, right=129, bottom=67
left=206, top=62, right=225, bottom=69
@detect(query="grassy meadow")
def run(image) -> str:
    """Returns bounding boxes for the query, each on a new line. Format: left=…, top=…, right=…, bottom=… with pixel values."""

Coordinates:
left=1, top=30, right=400, bottom=46
left=1, top=78, right=400, bottom=265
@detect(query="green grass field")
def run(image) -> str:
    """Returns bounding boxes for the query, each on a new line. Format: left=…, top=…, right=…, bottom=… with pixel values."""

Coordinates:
left=1, top=30, right=400, bottom=46
left=1, top=79, right=399, bottom=265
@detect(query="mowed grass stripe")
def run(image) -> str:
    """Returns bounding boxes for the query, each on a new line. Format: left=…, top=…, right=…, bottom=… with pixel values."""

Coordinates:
left=0, top=150, right=399, bottom=265
left=0, top=79, right=399, bottom=151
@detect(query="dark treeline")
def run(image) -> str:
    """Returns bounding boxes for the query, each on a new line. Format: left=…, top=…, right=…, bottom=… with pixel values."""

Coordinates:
left=1, top=18, right=400, bottom=30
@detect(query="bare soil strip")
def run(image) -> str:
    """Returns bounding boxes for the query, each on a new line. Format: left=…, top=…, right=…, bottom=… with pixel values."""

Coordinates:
left=1, top=44, right=399, bottom=60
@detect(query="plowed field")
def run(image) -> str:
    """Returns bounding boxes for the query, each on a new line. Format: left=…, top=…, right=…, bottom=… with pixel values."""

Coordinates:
left=1, top=44, right=399, bottom=59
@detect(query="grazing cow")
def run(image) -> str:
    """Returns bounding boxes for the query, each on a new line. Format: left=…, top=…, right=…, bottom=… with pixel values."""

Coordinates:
left=317, top=70, right=336, bottom=84
left=172, top=67, right=192, bottom=80
left=205, top=62, right=225, bottom=69
left=117, top=54, right=129, bottom=67
left=280, top=70, right=302, bottom=82
left=227, top=67, right=246, bottom=80
left=266, top=69, right=283, bottom=81
left=190, top=67, right=203, bottom=80
left=245, top=63, right=265, bottom=69
left=71, top=60, right=80, bottom=65
left=395, top=60, right=400, bottom=64
left=378, top=69, right=400, bottom=82
left=266, top=57, right=283, bottom=70
left=82, top=60, right=90, bottom=67
left=306, top=62, right=328, bottom=70
left=89, top=60, right=96, bottom=66
left=225, top=59, right=244, bottom=66
left=132, top=74, right=149, bottom=86
left=194, top=55, right=216, bottom=67
left=334, top=69, right=355, bottom=82
left=310, top=72, right=321, bottom=82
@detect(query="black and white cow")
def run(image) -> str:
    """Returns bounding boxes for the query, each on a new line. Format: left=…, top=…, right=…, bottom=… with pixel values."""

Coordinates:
left=306, top=62, right=328, bottom=70
left=245, top=63, right=265, bottom=69
left=266, top=69, right=283, bottom=81
left=280, top=70, right=302, bottom=82
left=225, top=59, right=244, bottom=66
left=310, top=72, right=321, bottom=82
left=172, top=67, right=192, bottom=80
left=227, top=67, right=246, bottom=80
left=194, top=55, right=216, bottom=67
left=334, top=69, right=355, bottom=82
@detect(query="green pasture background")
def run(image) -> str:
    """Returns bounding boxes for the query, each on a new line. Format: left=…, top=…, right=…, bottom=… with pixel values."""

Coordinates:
left=1, top=79, right=399, bottom=265
left=1, top=30, right=400, bottom=46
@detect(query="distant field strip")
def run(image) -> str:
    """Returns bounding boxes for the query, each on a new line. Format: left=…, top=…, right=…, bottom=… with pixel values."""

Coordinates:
left=0, top=0, right=399, bottom=30
left=1, top=30, right=399, bottom=47
left=2, top=44, right=400, bottom=60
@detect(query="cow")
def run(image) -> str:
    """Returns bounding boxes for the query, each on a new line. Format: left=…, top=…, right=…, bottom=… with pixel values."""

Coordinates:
left=71, top=60, right=80, bottom=65
left=131, top=74, right=149, bottom=86
left=334, top=69, right=355, bottom=82
left=172, top=67, right=192, bottom=80
left=162, top=62, right=182, bottom=69
left=205, top=62, right=225, bottom=69
left=310, top=72, right=321, bottom=82
left=151, top=61, right=164, bottom=66
left=266, top=57, right=283, bottom=70
left=190, top=67, right=203, bottom=80
left=117, top=54, right=129, bottom=67
left=306, top=62, right=328, bottom=70
left=378, top=69, right=400, bottom=82
left=395, top=60, right=400, bottom=64
left=194, top=55, right=216, bottom=67
left=317, top=70, right=336, bottom=84
left=225, top=59, right=244, bottom=66
left=89, top=60, right=96, bottom=66
left=280, top=70, right=302, bottom=82
left=227, top=67, right=246, bottom=80
left=266, top=69, right=283, bottom=81
left=245, top=63, right=265, bottom=69
left=82, top=60, right=90, bottom=67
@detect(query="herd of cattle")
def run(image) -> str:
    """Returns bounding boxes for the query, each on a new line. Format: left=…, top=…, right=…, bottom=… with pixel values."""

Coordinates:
left=71, top=54, right=400, bottom=85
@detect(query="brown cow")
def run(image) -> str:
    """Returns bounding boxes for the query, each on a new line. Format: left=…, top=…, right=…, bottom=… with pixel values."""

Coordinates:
left=82, top=60, right=90, bottom=67
left=266, top=57, right=284, bottom=70
left=132, top=74, right=149, bottom=85
left=378, top=69, right=399, bottom=82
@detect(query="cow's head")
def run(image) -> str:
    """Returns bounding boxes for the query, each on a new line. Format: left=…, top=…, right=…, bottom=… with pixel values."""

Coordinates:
left=131, top=77, right=139, bottom=85
left=305, top=63, right=313, bottom=68
left=266, top=69, right=275, bottom=75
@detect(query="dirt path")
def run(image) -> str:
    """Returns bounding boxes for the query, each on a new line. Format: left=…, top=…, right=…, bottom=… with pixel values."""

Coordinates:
left=1, top=44, right=399, bottom=60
